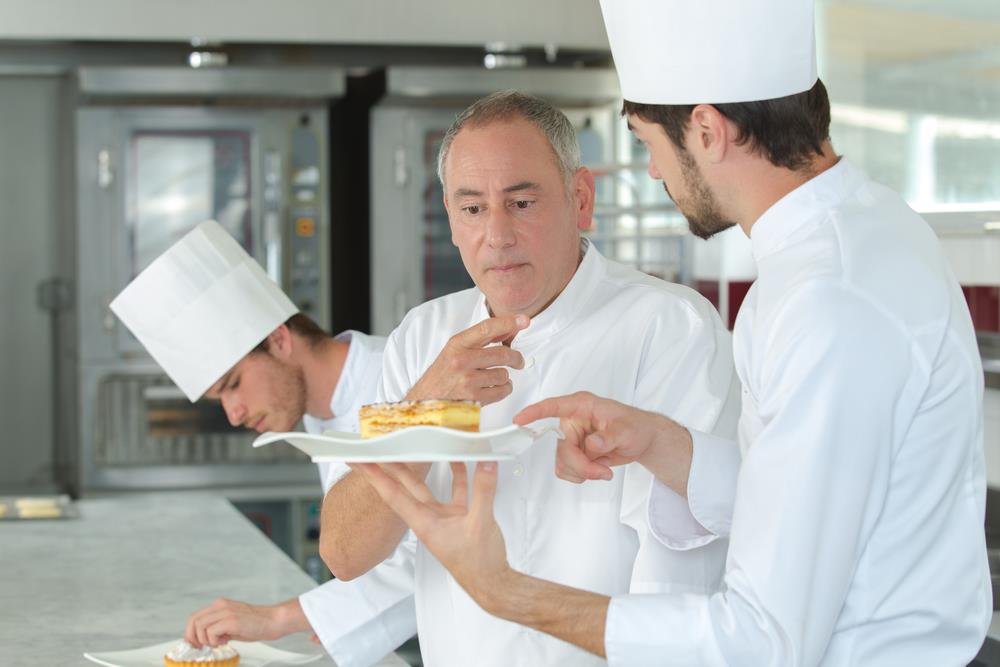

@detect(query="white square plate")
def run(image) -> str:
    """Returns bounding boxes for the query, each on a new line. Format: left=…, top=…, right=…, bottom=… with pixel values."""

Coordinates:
left=252, top=424, right=560, bottom=463
left=84, top=640, right=323, bottom=667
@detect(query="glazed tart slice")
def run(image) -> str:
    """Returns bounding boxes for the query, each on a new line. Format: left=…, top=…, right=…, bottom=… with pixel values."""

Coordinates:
left=359, top=400, right=480, bottom=439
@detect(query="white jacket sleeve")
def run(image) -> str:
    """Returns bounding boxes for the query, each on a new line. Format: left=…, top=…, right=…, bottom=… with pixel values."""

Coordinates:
left=300, top=533, right=418, bottom=667
left=376, top=324, right=415, bottom=404
left=633, top=297, right=742, bottom=547
left=609, top=284, right=906, bottom=665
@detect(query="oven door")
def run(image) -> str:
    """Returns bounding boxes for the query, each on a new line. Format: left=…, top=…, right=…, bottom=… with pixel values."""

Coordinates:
left=76, top=105, right=329, bottom=363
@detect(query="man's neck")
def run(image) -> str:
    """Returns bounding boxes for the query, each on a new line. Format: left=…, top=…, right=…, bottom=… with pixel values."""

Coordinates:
left=734, top=143, right=840, bottom=238
left=300, top=336, right=350, bottom=419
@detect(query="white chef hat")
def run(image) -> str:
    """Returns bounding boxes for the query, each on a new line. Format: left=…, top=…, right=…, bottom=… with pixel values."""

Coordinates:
left=599, top=0, right=817, bottom=104
left=110, top=220, right=297, bottom=402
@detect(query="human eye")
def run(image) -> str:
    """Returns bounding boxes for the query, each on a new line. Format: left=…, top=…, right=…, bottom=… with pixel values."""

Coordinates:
left=511, top=199, right=534, bottom=210
left=461, top=204, right=482, bottom=216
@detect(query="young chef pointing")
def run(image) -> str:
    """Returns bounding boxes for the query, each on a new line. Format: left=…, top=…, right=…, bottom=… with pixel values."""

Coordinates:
left=323, top=91, right=743, bottom=666
left=356, top=1, right=992, bottom=665
left=111, top=221, right=416, bottom=667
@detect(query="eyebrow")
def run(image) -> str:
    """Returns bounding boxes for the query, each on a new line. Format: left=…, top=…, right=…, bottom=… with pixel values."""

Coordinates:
left=504, top=181, right=541, bottom=193
left=452, top=181, right=543, bottom=199
left=626, top=120, right=636, bottom=133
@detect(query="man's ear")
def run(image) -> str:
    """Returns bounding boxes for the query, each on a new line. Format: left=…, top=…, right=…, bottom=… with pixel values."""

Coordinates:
left=573, top=167, right=596, bottom=231
left=688, top=104, right=731, bottom=164
left=267, top=324, right=294, bottom=359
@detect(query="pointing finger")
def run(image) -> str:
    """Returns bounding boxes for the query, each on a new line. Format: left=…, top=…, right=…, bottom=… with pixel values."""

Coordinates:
left=455, top=314, right=530, bottom=350
left=514, top=392, right=593, bottom=425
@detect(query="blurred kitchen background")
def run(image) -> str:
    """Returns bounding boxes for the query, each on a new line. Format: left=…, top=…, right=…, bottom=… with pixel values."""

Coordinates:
left=0, top=0, right=998, bottom=654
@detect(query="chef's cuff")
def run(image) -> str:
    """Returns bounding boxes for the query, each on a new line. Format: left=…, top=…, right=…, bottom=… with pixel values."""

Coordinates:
left=300, top=582, right=414, bottom=667
left=647, top=429, right=739, bottom=550
left=604, top=593, right=724, bottom=666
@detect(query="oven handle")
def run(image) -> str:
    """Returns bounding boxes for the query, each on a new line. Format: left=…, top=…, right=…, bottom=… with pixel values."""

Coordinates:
left=263, top=149, right=284, bottom=285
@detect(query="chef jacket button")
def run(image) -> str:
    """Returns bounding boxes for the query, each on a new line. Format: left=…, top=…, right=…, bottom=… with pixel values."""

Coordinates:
left=513, top=463, right=524, bottom=477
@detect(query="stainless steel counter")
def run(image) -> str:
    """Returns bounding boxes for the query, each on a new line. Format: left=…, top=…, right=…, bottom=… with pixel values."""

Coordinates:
left=0, top=494, right=408, bottom=667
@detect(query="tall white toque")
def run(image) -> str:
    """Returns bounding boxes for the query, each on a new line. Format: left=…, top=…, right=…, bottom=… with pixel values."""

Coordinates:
left=110, top=220, right=298, bottom=402
left=599, top=0, right=817, bottom=104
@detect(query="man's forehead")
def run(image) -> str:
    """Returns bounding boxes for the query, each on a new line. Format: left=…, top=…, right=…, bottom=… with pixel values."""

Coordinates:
left=447, top=122, right=561, bottom=187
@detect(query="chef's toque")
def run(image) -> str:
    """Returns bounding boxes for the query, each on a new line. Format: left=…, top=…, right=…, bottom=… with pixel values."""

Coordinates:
left=110, top=220, right=297, bottom=402
left=599, top=0, right=817, bottom=104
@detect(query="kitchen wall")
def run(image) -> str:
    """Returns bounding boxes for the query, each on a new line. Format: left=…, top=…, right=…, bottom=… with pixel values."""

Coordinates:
left=0, top=0, right=607, bottom=50
left=0, top=75, right=64, bottom=491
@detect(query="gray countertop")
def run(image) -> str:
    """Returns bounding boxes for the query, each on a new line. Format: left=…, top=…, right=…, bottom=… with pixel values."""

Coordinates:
left=0, top=494, right=408, bottom=667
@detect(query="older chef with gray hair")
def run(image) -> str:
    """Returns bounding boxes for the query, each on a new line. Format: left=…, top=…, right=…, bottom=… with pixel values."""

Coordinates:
left=324, top=89, right=743, bottom=667
left=358, top=1, right=992, bottom=665
left=111, top=220, right=414, bottom=667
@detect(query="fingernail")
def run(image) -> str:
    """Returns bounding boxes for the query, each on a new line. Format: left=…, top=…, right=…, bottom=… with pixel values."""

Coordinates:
left=482, top=462, right=496, bottom=472
left=516, top=314, right=529, bottom=328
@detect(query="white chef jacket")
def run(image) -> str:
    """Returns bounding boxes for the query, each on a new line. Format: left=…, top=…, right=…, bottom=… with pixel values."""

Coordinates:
left=605, top=158, right=992, bottom=665
left=378, top=240, right=743, bottom=667
left=297, top=331, right=420, bottom=667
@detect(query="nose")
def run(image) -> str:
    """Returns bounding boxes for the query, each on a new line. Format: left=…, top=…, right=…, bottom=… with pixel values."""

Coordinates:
left=220, top=394, right=247, bottom=427
left=647, top=158, right=661, bottom=181
left=485, top=207, right=516, bottom=249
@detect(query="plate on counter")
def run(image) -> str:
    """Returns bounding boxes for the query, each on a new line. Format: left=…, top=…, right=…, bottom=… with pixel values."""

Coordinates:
left=84, top=640, right=323, bottom=667
left=0, top=494, right=78, bottom=520
left=252, top=423, right=562, bottom=463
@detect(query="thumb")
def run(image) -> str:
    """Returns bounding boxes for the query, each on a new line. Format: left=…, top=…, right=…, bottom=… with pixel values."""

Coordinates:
left=584, top=432, right=612, bottom=457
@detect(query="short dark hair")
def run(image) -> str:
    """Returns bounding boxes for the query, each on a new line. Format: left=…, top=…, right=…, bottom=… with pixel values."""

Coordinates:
left=252, top=312, right=328, bottom=354
left=622, top=78, right=831, bottom=171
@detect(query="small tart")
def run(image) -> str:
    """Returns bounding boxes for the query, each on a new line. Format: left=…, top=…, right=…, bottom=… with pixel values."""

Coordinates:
left=163, top=641, right=239, bottom=667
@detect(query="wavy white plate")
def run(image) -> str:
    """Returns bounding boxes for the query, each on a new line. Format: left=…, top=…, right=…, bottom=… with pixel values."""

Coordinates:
left=84, top=640, right=323, bottom=667
left=252, top=423, right=560, bottom=462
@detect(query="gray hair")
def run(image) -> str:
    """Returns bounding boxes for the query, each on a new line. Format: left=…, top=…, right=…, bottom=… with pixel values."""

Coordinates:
left=436, top=90, right=582, bottom=194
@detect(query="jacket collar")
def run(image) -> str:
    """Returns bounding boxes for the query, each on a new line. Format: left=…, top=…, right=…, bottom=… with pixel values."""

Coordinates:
left=471, top=238, right=604, bottom=348
left=750, top=157, right=864, bottom=262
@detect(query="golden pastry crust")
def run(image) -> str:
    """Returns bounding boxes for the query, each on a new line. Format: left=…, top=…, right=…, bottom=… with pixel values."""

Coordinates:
left=359, top=399, right=480, bottom=438
left=164, top=656, right=239, bottom=667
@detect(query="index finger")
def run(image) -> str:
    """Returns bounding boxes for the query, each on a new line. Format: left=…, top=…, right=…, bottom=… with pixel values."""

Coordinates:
left=514, top=393, right=590, bottom=425
left=184, top=601, right=217, bottom=647
left=184, top=612, right=200, bottom=647
left=454, top=314, right=530, bottom=349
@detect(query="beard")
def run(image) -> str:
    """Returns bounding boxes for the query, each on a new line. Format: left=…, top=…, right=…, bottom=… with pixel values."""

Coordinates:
left=666, top=149, right=736, bottom=240
left=266, top=356, right=308, bottom=431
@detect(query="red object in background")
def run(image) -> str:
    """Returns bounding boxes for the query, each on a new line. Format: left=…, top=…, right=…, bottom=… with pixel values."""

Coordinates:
left=728, top=281, right=752, bottom=330
left=243, top=512, right=274, bottom=539
left=961, top=285, right=1000, bottom=333
left=696, top=280, right=720, bottom=311
left=695, top=280, right=753, bottom=330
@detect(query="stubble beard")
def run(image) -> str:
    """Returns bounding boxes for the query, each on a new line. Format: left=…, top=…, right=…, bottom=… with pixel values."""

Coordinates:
left=668, top=149, right=736, bottom=241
